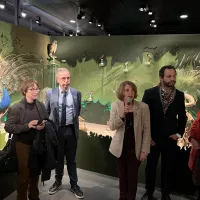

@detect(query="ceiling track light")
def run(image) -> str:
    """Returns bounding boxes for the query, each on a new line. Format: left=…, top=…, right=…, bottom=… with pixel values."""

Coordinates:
left=148, top=10, right=153, bottom=15
left=89, top=17, right=94, bottom=24
left=139, top=4, right=148, bottom=12
left=0, top=1, right=6, bottom=9
left=21, top=11, right=27, bottom=18
left=77, top=7, right=85, bottom=20
left=36, top=16, right=41, bottom=24
left=150, top=23, right=157, bottom=28
left=69, top=30, right=73, bottom=36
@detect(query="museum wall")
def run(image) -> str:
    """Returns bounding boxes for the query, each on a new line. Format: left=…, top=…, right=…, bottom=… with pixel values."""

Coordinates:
left=50, top=35, right=200, bottom=195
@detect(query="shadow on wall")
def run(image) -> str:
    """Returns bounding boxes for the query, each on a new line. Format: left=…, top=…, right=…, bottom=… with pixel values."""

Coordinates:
left=76, top=131, right=195, bottom=196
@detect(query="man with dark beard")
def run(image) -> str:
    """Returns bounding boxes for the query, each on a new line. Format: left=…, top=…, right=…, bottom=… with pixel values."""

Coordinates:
left=141, top=65, right=187, bottom=200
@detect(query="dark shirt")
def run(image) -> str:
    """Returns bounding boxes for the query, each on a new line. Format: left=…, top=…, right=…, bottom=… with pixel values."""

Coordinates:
left=16, top=100, right=41, bottom=145
left=122, top=112, right=135, bottom=152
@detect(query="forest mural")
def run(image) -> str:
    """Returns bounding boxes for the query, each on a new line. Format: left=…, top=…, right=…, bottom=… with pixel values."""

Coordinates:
left=49, top=35, right=200, bottom=149
left=0, top=21, right=49, bottom=149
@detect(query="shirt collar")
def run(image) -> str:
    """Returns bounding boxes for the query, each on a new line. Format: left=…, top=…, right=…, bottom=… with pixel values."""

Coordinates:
left=59, top=86, right=70, bottom=94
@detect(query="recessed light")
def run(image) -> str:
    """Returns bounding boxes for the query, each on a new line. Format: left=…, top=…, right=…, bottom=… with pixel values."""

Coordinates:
left=180, top=14, right=188, bottom=19
left=70, top=20, right=76, bottom=23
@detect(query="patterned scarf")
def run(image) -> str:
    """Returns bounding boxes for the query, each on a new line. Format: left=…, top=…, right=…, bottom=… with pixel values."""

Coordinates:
left=159, top=84, right=176, bottom=114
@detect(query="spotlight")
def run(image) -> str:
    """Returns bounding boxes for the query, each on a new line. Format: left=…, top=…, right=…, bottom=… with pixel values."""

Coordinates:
left=139, top=4, right=148, bottom=12
left=76, top=29, right=80, bottom=33
left=77, top=9, right=85, bottom=20
left=0, top=1, right=6, bottom=9
left=150, top=23, right=157, bottom=28
left=69, top=30, right=73, bottom=36
left=89, top=17, right=94, bottom=24
left=108, top=34, right=111, bottom=36
left=97, top=23, right=101, bottom=27
left=180, top=14, right=188, bottom=19
left=151, top=19, right=155, bottom=23
left=21, top=12, right=27, bottom=18
left=36, top=17, right=41, bottom=24
left=148, top=10, right=153, bottom=15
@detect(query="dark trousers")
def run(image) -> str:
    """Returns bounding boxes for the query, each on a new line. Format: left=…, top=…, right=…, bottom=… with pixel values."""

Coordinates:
left=117, top=150, right=141, bottom=200
left=145, top=139, right=178, bottom=196
left=55, top=126, right=78, bottom=187
left=16, top=142, right=39, bottom=200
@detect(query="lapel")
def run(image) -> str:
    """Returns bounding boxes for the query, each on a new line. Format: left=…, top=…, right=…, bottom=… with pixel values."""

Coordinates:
left=70, top=87, right=77, bottom=117
left=133, top=100, right=139, bottom=141
left=18, top=99, right=26, bottom=124
left=155, top=86, right=164, bottom=116
left=35, top=100, right=44, bottom=119
left=52, top=87, right=59, bottom=117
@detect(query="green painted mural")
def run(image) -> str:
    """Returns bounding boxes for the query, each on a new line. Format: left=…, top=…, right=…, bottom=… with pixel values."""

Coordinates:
left=0, top=21, right=50, bottom=149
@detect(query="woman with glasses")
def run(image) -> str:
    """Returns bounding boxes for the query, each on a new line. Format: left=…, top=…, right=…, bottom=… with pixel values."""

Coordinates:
left=108, top=81, right=151, bottom=200
left=4, top=79, right=48, bottom=200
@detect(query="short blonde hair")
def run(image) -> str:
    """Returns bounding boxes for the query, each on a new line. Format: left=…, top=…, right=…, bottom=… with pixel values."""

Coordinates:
left=116, top=81, right=138, bottom=100
left=21, top=79, right=39, bottom=96
left=56, top=68, right=70, bottom=78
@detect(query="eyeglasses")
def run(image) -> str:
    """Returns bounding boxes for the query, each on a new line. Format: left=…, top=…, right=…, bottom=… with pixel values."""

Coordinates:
left=28, top=88, right=40, bottom=92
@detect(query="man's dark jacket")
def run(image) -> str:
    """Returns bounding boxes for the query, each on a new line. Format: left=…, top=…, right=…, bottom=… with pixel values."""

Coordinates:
left=142, top=86, right=187, bottom=142
left=29, top=119, right=58, bottom=182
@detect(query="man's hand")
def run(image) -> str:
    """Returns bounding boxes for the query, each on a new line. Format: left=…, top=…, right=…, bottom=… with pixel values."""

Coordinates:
left=151, top=140, right=156, bottom=146
left=140, top=152, right=148, bottom=161
left=169, top=134, right=179, bottom=141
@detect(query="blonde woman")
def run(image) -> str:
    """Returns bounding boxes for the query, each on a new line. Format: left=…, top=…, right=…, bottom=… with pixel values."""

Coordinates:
left=109, top=81, right=151, bottom=200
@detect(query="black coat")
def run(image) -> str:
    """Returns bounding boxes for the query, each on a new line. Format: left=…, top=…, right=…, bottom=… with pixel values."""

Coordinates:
left=28, top=119, right=58, bottom=182
left=142, top=86, right=187, bottom=142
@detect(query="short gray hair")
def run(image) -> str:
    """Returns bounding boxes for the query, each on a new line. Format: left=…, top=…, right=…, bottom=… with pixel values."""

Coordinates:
left=56, top=68, right=70, bottom=78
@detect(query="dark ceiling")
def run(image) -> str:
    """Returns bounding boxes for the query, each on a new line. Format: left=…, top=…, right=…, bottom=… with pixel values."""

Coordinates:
left=0, top=0, right=200, bottom=36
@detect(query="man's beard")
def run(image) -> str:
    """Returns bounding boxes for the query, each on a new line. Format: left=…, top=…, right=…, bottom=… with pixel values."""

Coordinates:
left=163, top=80, right=176, bottom=88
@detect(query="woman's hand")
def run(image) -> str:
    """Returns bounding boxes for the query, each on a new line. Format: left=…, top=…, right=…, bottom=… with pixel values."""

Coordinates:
left=140, top=152, right=148, bottom=161
left=36, top=120, right=46, bottom=130
left=28, top=120, right=38, bottom=128
left=190, top=138, right=200, bottom=150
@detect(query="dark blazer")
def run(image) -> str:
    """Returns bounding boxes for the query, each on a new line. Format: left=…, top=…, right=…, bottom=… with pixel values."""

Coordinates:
left=45, top=87, right=82, bottom=139
left=142, top=86, right=187, bottom=142
left=4, top=99, right=48, bottom=135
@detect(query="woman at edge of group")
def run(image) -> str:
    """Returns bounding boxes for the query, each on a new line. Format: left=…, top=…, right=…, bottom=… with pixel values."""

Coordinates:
left=188, top=111, right=200, bottom=200
left=4, top=79, right=48, bottom=200
left=108, top=81, right=151, bottom=200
